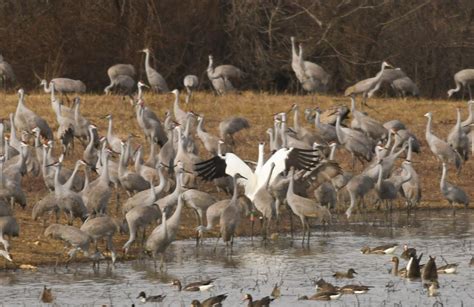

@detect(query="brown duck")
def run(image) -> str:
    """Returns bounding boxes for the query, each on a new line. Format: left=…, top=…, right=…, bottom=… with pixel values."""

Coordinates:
left=400, top=244, right=417, bottom=260
left=300, top=291, right=342, bottom=301
left=191, top=294, right=227, bottom=307
left=333, top=268, right=357, bottom=279
left=361, top=244, right=398, bottom=255
left=422, top=256, right=438, bottom=282
left=243, top=294, right=274, bottom=306
left=391, top=256, right=407, bottom=277
left=171, top=279, right=215, bottom=291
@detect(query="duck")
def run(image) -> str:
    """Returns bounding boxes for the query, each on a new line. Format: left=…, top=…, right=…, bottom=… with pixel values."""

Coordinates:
left=361, top=244, right=398, bottom=254
left=437, top=263, right=458, bottom=274
left=40, top=286, right=53, bottom=303
left=425, top=280, right=439, bottom=297
left=406, top=253, right=423, bottom=279
left=172, top=279, right=215, bottom=291
left=299, top=291, right=342, bottom=301
left=136, top=291, right=166, bottom=303
left=422, top=255, right=438, bottom=282
left=390, top=256, right=407, bottom=277
left=400, top=244, right=417, bottom=260
left=469, top=256, right=473, bottom=267
left=270, top=283, right=281, bottom=298
left=315, top=278, right=339, bottom=292
left=339, top=284, right=373, bottom=294
left=333, top=268, right=357, bottom=279
left=243, top=294, right=274, bottom=306
left=191, top=294, right=227, bottom=307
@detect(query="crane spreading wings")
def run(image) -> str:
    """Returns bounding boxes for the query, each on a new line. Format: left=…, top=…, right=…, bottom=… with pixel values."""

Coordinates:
left=195, top=147, right=320, bottom=201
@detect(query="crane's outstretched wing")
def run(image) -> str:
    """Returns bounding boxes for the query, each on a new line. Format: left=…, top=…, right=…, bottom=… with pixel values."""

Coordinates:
left=195, top=153, right=253, bottom=181
left=257, top=147, right=320, bottom=193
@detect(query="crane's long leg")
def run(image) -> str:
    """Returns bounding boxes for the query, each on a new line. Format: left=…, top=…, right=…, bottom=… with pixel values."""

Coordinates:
left=469, top=84, right=473, bottom=100
left=300, top=216, right=306, bottom=246
left=306, top=217, right=311, bottom=246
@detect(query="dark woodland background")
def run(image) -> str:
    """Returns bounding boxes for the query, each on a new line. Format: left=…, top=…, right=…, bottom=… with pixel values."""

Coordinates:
left=1, top=0, right=473, bottom=96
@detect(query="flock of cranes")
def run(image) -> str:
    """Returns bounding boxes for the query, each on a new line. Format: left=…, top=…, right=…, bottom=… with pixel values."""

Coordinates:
left=0, top=39, right=472, bottom=278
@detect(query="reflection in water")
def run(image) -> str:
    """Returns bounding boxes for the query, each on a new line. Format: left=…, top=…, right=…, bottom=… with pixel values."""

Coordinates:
left=0, top=209, right=473, bottom=306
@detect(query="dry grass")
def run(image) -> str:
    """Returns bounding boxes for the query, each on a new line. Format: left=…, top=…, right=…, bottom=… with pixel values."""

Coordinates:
left=0, top=91, right=473, bottom=268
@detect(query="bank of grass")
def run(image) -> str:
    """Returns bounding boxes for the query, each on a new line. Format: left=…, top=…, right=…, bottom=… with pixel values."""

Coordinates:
left=0, top=91, right=472, bottom=268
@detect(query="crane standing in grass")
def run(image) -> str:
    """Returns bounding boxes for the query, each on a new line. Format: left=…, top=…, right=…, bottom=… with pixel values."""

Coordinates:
left=447, top=69, right=474, bottom=100
left=141, top=48, right=169, bottom=93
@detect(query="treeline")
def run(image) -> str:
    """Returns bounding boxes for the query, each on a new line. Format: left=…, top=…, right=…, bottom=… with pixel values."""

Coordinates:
left=1, top=0, right=473, bottom=97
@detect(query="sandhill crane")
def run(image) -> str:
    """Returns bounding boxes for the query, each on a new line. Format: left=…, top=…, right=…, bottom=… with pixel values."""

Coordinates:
left=145, top=193, right=185, bottom=270
left=219, top=116, right=250, bottom=146
left=196, top=115, right=221, bottom=156
left=107, top=63, right=136, bottom=81
left=83, top=150, right=112, bottom=214
left=174, top=126, right=200, bottom=186
left=207, top=55, right=243, bottom=94
left=447, top=69, right=474, bottom=99
left=83, top=125, right=99, bottom=167
left=44, top=223, right=91, bottom=263
left=0, top=54, right=15, bottom=89
left=133, top=147, right=158, bottom=183
left=104, top=114, right=122, bottom=153
left=335, top=112, right=374, bottom=168
left=367, top=68, right=407, bottom=97
left=314, top=109, right=337, bottom=143
left=72, top=97, right=97, bottom=145
left=297, top=42, right=330, bottom=92
left=104, top=75, right=135, bottom=96
left=391, top=128, right=421, bottom=154
left=398, top=138, right=421, bottom=210
left=40, top=78, right=86, bottom=95
left=0, top=152, right=27, bottom=209
left=195, top=142, right=319, bottom=202
left=135, top=97, right=168, bottom=147
left=14, top=89, right=54, bottom=140
left=32, top=193, right=60, bottom=224
left=447, top=108, right=469, bottom=160
left=345, top=174, right=375, bottom=219
left=55, top=102, right=75, bottom=155
left=344, top=61, right=393, bottom=106
left=0, top=200, right=12, bottom=217
left=350, top=97, right=387, bottom=141
left=123, top=202, right=161, bottom=253
left=286, top=168, right=331, bottom=245
left=374, top=162, right=411, bottom=212
left=182, top=189, right=216, bottom=244
left=141, top=48, right=169, bottom=93
left=183, top=75, right=198, bottom=103
left=118, top=142, right=148, bottom=195
left=392, top=76, right=419, bottom=98
left=80, top=215, right=121, bottom=265
left=424, top=112, right=462, bottom=173
left=289, top=104, right=320, bottom=145
left=290, top=37, right=305, bottom=83
left=252, top=163, right=277, bottom=240
left=440, top=163, right=469, bottom=214
left=170, top=89, right=188, bottom=125
left=0, top=123, right=18, bottom=158
left=0, top=216, right=19, bottom=252
left=50, top=161, right=88, bottom=225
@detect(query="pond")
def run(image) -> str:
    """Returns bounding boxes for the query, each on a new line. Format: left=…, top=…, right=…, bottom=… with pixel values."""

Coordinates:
left=1, top=209, right=473, bottom=306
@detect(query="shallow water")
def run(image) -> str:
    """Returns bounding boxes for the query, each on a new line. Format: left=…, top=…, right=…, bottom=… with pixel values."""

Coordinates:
left=1, top=209, right=473, bottom=306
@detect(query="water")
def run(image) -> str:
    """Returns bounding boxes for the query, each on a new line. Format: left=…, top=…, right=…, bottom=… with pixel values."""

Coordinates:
left=1, top=209, right=473, bottom=306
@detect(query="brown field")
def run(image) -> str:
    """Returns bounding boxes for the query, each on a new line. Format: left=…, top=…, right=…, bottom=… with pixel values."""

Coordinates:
left=0, top=91, right=473, bottom=269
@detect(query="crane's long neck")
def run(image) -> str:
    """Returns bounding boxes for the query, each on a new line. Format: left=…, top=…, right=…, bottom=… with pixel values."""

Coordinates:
left=85, top=128, right=95, bottom=155
left=9, top=114, right=18, bottom=147
left=42, top=81, right=51, bottom=93
left=407, top=139, right=413, bottom=161
left=156, top=166, right=166, bottom=195
left=107, top=118, right=113, bottom=139
left=375, top=63, right=387, bottom=83
left=173, top=93, right=181, bottom=116
left=0, top=124, right=4, bottom=148
left=440, top=164, right=447, bottom=190
left=134, top=147, right=143, bottom=172
left=118, top=146, right=126, bottom=176
left=74, top=102, right=80, bottom=124
left=176, top=127, right=185, bottom=155
left=377, top=164, right=383, bottom=188
left=455, top=108, right=462, bottom=131
left=101, top=153, right=110, bottom=183
left=265, top=163, right=275, bottom=189
left=291, top=38, right=298, bottom=61
left=287, top=169, right=295, bottom=197
left=293, top=107, right=300, bottom=130
left=197, top=118, right=204, bottom=134
left=184, top=115, right=192, bottom=138
left=385, top=131, right=392, bottom=152
left=64, top=161, right=81, bottom=191
left=467, top=103, right=474, bottom=125
left=351, top=97, right=357, bottom=113
left=50, top=83, right=56, bottom=101
left=217, top=142, right=223, bottom=156
left=231, top=175, right=239, bottom=203
left=168, top=195, right=184, bottom=229
left=329, top=145, right=336, bottom=160
left=425, top=115, right=432, bottom=139
left=315, top=112, right=322, bottom=129
left=0, top=159, right=4, bottom=187
left=53, top=164, right=62, bottom=195
left=267, top=130, right=274, bottom=149
left=144, top=51, right=151, bottom=72
left=335, top=115, right=345, bottom=144
left=207, top=57, right=214, bottom=73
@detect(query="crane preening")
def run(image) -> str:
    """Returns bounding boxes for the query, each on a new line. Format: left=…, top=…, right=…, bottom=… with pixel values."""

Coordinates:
left=194, top=143, right=320, bottom=201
